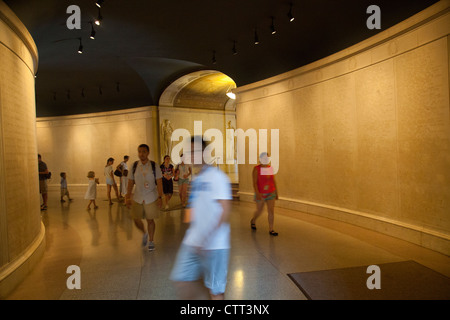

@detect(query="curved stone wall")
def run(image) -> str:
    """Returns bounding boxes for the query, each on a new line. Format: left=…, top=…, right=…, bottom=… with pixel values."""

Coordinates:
left=235, top=2, right=450, bottom=255
left=0, top=1, right=44, bottom=297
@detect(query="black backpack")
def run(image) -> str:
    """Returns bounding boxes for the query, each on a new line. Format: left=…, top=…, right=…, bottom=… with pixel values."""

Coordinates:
left=132, top=160, right=157, bottom=185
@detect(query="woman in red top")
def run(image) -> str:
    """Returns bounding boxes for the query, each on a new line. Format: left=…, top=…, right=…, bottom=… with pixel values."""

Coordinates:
left=251, top=152, right=279, bottom=236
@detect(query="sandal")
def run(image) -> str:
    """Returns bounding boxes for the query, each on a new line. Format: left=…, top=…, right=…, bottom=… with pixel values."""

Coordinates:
left=269, top=230, right=278, bottom=236
left=250, top=220, right=256, bottom=230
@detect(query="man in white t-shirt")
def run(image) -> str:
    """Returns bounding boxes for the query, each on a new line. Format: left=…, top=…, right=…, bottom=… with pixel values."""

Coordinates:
left=170, top=136, right=232, bottom=300
left=125, top=144, right=163, bottom=251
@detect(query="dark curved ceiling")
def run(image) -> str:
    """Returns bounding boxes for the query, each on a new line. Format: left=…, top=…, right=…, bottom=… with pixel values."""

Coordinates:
left=4, top=0, right=439, bottom=117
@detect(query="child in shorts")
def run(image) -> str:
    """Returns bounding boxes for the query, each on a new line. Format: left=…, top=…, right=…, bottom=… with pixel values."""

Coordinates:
left=60, top=172, right=73, bottom=202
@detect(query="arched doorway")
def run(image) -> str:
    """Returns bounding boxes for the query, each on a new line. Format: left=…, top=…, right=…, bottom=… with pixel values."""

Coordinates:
left=158, top=70, right=238, bottom=185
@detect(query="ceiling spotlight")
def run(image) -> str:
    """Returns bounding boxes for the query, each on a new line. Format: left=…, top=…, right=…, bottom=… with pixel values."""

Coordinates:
left=288, top=3, right=295, bottom=22
left=254, top=29, right=259, bottom=45
left=226, top=92, right=236, bottom=100
left=77, top=38, right=83, bottom=54
left=95, top=8, right=103, bottom=25
left=81, top=88, right=85, bottom=98
left=95, top=0, right=104, bottom=8
left=226, top=85, right=236, bottom=100
left=232, top=41, right=237, bottom=55
left=89, top=22, right=96, bottom=39
left=271, top=17, right=277, bottom=34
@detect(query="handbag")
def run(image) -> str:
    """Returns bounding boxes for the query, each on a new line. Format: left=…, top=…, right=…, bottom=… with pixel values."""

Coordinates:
left=114, top=169, right=122, bottom=177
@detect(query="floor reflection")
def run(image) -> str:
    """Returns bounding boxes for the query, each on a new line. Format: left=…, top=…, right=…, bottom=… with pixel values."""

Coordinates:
left=5, top=190, right=450, bottom=300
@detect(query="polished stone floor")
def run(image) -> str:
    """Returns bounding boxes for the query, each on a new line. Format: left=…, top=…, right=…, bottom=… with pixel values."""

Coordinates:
left=5, top=190, right=450, bottom=300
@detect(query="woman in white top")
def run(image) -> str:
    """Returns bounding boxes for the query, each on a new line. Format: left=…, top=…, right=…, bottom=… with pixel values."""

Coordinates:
left=104, top=157, right=121, bottom=205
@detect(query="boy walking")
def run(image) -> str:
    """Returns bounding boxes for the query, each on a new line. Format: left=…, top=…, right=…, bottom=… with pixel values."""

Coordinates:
left=60, top=172, right=73, bottom=202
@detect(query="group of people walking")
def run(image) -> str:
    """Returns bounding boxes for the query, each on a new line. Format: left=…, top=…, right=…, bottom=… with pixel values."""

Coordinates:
left=38, top=138, right=279, bottom=300
left=99, top=153, right=191, bottom=210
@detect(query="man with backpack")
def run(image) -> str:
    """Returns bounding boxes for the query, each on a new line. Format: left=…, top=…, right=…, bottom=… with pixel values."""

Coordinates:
left=125, top=144, right=163, bottom=251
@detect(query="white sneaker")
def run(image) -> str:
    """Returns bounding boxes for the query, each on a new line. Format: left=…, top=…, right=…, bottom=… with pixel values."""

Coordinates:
left=148, top=241, right=155, bottom=251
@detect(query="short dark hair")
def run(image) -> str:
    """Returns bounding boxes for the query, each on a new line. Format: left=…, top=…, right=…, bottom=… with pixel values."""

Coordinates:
left=138, top=144, right=149, bottom=152
left=124, top=155, right=129, bottom=160
left=164, top=155, right=170, bottom=160
left=60, top=172, right=65, bottom=177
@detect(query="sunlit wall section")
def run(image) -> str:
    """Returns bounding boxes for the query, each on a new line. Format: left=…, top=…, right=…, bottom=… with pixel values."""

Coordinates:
left=235, top=2, right=450, bottom=255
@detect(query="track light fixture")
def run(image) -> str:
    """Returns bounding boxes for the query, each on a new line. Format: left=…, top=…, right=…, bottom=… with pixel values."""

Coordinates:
left=232, top=41, right=237, bottom=55
left=89, top=22, right=96, bottom=39
left=95, top=0, right=104, bottom=8
left=95, top=8, right=103, bottom=25
left=254, top=29, right=260, bottom=45
left=271, top=17, right=277, bottom=34
left=77, top=38, right=83, bottom=54
left=288, top=3, right=295, bottom=22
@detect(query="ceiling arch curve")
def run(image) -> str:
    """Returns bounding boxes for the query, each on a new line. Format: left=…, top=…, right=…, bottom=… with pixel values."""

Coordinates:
left=159, top=70, right=236, bottom=111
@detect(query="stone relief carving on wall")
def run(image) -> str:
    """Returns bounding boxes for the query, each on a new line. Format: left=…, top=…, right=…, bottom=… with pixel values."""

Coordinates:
left=161, top=119, right=174, bottom=159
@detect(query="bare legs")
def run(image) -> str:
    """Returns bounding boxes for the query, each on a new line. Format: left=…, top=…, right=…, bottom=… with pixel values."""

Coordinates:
left=164, top=193, right=172, bottom=209
left=179, top=183, right=188, bottom=207
left=134, top=218, right=156, bottom=242
left=87, top=200, right=98, bottom=210
left=107, top=184, right=120, bottom=205
left=251, top=199, right=277, bottom=233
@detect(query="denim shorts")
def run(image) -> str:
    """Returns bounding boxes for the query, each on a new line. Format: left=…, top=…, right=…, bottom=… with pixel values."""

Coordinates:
left=254, top=192, right=277, bottom=202
left=177, top=178, right=189, bottom=186
left=170, top=244, right=229, bottom=295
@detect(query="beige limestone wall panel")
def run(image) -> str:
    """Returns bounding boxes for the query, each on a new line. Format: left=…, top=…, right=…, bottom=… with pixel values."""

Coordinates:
left=0, top=0, right=43, bottom=297
left=291, top=84, right=325, bottom=203
left=235, top=2, right=450, bottom=255
left=321, top=73, right=359, bottom=210
left=36, top=107, right=157, bottom=187
left=395, top=37, right=450, bottom=234
left=354, top=60, right=399, bottom=219
left=0, top=31, right=41, bottom=262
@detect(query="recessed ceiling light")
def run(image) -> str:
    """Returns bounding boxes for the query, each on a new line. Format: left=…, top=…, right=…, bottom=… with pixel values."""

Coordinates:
left=77, top=38, right=83, bottom=54
left=89, top=22, right=96, bottom=39
left=288, top=3, right=295, bottom=22
left=254, top=29, right=260, bottom=45
left=271, top=17, right=277, bottom=34
left=95, top=8, right=103, bottom=25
